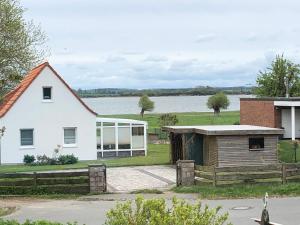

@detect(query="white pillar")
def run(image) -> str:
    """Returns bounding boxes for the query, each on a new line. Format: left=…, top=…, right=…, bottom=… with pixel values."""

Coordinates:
left=144, top=125, right=147, bottom=156
left=291, top=106, right=296, bottom=140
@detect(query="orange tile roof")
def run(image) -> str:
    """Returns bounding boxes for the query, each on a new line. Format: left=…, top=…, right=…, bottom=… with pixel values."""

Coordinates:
left=0, top=62, right=97, bottom=118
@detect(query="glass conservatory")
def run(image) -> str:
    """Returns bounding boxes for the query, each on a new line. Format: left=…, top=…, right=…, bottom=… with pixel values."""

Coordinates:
left=96, top=117, right=147, bottom=158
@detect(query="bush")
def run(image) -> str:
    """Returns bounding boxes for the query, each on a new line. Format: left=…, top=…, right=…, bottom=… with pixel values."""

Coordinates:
left=36, top=155, right=56, bottom=165
left=58, top=154, right=78, bottom=165
left=105, top=196, right=231, bottom=225
left=159, top=113, right=179, bottom=127
left=23, top=155, right=35, bottom=165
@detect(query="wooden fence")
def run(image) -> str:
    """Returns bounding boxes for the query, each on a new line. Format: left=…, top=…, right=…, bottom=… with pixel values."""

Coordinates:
left=195, top=163, right=300, bottom=186
left=0, top=170, right=90, bottom=194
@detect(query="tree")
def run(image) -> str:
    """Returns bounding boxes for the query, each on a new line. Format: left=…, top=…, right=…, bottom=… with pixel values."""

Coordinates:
left=255, top=55, right=300, bottom=97
left=207, top=92, right=230, bottom=115
left=0, top=0, right=47, bottom=98
left=138, top=94, right=154, bottom=117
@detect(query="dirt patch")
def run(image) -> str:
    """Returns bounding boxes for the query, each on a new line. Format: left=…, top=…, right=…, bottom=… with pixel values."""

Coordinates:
left=0, top=206, right=17, bottom=217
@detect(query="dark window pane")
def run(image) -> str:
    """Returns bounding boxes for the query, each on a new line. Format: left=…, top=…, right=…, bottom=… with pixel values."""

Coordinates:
left=20, top=129, right=33, bottom=146
left=43, top=87, right=52, bottom=99
left=132, top=127, right=144, bottom=136
left=249, top=137, right=264, bottom=150
left=103, top=144, right=116, bottom=150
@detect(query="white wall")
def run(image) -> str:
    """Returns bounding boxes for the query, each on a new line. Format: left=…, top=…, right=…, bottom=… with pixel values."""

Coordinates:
left=0, top=67, right=97, bottom=164
left=281, top=108, right=300, bottom=138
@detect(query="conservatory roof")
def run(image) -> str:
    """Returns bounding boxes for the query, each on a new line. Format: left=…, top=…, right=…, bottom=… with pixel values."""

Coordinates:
left=96, top=117, right=147, bottom=125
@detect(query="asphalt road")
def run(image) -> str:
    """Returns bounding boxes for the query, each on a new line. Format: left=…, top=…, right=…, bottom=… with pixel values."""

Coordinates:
left=2, top=194, right=300, bottom=225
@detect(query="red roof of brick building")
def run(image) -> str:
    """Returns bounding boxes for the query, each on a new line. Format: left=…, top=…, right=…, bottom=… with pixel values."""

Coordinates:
left=0, top=62, right=97, bottom=117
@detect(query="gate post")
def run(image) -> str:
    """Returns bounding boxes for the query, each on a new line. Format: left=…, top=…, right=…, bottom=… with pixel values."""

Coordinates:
left=176, top=160, right=195, bottom=186
left=88, top=164, right=107, bottom=193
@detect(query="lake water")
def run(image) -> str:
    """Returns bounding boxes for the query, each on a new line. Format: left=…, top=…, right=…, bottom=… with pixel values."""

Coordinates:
left=82, top=95, right=253, bottom=115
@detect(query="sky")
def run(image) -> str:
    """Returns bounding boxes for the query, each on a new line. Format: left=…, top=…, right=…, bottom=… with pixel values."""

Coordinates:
left=22, top=0, right=300, bottom=89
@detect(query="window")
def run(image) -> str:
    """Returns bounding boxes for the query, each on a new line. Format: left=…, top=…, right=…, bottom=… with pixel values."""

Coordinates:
left=43, top=87, right=52, bottom=100
left=132, top=127, right=144, bottom=136
left=20, top=129, right=34, bottom=146
left=64, top=128, right=77, bottom=145
left=249, top=137, right=264, bottom=150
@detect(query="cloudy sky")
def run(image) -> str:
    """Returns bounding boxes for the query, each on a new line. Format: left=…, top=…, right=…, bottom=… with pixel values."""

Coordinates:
left=23, top=0, right=300, bottom=89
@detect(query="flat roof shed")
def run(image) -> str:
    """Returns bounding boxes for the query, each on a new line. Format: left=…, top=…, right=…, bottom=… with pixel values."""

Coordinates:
left=163, top=125, right=284, bottom=167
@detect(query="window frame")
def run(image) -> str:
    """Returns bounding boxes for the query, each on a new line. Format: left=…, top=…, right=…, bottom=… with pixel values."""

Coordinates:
left=42, top=86, right=53, bottom=101
left=63, top=127, right=77, bottom=147
left=20, top=129, right=34, bottom=148
left=249, top=137, right=265, bottom=151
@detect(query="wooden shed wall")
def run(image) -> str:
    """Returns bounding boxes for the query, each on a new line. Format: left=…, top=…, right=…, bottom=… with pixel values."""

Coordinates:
left=203, top=136, right=218, bottom=166
left=217, top=135, right=278, bottom=167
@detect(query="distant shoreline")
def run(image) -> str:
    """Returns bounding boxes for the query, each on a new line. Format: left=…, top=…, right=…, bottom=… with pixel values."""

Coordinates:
left=80, top=93, right=253, bottom=99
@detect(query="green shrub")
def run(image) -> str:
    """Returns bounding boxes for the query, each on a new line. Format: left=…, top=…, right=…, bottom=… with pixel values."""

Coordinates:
left=23, top=155, right=35, bottom=165
left=36, top=155, right=56, bottom=165
left=0, top=219, right=77, bottom=225
left=58, top=154, right=78, bottom=165
left=105, top=196, right=231, bottom=225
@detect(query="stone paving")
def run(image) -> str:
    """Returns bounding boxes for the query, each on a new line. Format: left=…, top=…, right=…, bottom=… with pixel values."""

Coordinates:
left=106, top=165, right=176, bottom=192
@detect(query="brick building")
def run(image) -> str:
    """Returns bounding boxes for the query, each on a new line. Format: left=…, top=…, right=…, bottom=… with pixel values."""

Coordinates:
left=240, top=97, right=300, bottom=140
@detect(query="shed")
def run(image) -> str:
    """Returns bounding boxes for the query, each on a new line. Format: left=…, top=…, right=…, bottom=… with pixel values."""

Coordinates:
left=163, top=125, right=284, bottom=167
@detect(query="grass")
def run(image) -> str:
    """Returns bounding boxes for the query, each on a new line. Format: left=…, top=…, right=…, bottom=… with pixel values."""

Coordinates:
left=0, top=144, right=170, bottom=173
left=172, top=182, right=300, bottom=199
left=278, top=140, right=300, bottom=163
left=130, top=189, right=164, bottom=194
left=101, top=111, right=240, bottom=132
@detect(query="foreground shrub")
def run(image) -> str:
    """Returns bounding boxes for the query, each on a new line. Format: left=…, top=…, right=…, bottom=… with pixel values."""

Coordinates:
left=23, top=155, right=35, bottom=165
left=58, top=154, right=78, bottom=165
left=0, top=219, right=77, bottom=225
left=105, top=196, right=231, bottom=225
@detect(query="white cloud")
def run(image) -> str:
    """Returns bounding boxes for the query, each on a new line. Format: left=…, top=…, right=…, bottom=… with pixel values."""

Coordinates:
left=195, top=33, right=216, bottom=43
left=22, top=0, right=300, bottom=89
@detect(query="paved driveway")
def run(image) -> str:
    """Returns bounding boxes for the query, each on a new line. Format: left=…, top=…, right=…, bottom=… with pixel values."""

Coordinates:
left=106, top=165, right=176, bottom=192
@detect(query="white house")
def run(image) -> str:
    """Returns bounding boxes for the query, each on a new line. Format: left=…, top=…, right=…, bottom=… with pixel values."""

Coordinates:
left=0, top=62, right=147, bottom=164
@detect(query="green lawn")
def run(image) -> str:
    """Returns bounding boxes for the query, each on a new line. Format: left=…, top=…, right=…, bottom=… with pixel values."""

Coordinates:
left=101, top=111, right=240, bottom=132
left=0, top=144, right=170, bottom=173
left=173, top=183, right=300, bottom=199
left=278, top=140, right=300, bottom=163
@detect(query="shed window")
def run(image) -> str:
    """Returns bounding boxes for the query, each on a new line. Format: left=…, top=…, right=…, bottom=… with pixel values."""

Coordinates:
left=43, top=87, right=52, bottom=100
left=20, top=129, right=34, bottom=146
left=64, top=128, right=77, bottom=145
left=249, top=137, right=264, bottom=150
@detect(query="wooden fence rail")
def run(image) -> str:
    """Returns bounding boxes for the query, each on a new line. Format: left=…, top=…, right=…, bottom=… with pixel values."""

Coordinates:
left=0, top=170, right=90, bottom=194
left=195, top=163, right=300, bottom=186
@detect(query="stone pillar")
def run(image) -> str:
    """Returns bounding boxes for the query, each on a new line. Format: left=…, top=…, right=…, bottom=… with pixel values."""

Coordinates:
left=89, top=164, right=107, bottom=193
left=176, top=160, right=195, bottom=186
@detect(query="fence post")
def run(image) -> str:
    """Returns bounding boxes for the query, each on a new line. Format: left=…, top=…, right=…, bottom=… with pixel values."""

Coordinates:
left=282, top=163, right=287, bottom=184
left=88, top=164, right=107, bottom=193
left=33, top=172, right=37, bottom=188
left=212, top=167, right=217, bottom=187
left=176, top=160, right=195, bottom=186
